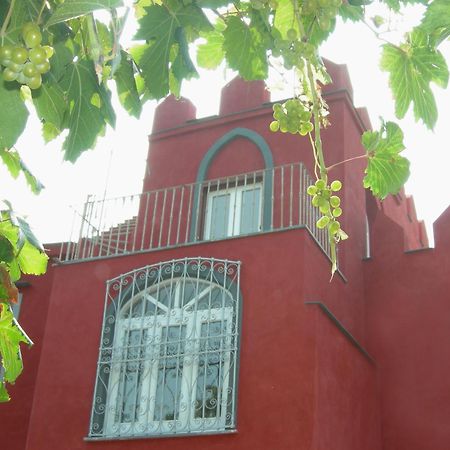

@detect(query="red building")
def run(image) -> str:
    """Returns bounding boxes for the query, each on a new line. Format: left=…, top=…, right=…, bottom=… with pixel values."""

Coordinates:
left=2, top=61, right=450, bottom=450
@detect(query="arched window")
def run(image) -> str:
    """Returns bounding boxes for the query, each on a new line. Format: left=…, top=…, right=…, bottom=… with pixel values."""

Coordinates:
left=88, top=258, right=241, bottom=439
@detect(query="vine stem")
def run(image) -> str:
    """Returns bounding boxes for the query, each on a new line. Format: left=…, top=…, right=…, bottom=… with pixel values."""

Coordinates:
left=326, top=154, right=368, bottom=172
left=306, top=62, right=327, bottom=179
left=37, top=0, right=47, bottom=25
left=0, top=0, right=16, bottom=42
left=308, top=132, right=320, bottom=179
left=291, top=0, right=306, bottom=39
left=291, top=0, right=326, bottom=180
left=361, top=19, right=403, bottom=51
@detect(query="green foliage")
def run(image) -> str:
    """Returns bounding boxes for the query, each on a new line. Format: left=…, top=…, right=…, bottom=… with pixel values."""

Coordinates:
left=223, top=16, right=268, bottom=80
left=381, top=30, right=448, bottom=129
left=0, top=148, right=44, bottom=193
left=0, top=302, right=33, bottom=401
left=62, top=57, right=116, bottom=161
left=421, top=0, right=450, bottom=45
left=113, top=51, right=142, bottom=118
left=134, top=2, right=210, bottom=98
left=32, top=77, right=66, bottom=142
left=46, top=0, right=123, bottom=27
left=1, top=0, right=450, bottom=397
left=0, top=78, right=29, bottom=150
left=197, top=22, right=225, bottom=70
left=0, top=204, right=46, bottom=400
left=362, top=122, right=410, bottom=199
left=382, top=0, right=427, bottom=13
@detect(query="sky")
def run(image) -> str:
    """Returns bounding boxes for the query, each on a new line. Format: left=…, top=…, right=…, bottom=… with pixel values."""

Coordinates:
left=2, top=3, right=450, bottom=245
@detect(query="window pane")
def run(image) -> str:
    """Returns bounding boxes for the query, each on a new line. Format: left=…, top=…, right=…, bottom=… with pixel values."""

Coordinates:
left=240, top=188, right=261, bottom=234
left=153, top=326, right=186, bottom=421
left=117, top=329, right=147, bottom=423
left=195, top=321, right=226, bottom=419
left=196, top=287, right=232, bottom=310
left=209, top=194, right=230, bottom=239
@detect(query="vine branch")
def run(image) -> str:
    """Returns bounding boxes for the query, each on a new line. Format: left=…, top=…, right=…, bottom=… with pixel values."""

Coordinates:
left=0, top=0, right=16, bottom=41
left=326, top=154, right=368, bottom=172
left=37, top=0, right=47, bottom=25
left=306, top=62, right=327, bottom=178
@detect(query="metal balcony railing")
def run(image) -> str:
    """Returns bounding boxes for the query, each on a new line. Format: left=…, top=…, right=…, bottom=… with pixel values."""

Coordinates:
left=58, top=162, right=331, bottom=262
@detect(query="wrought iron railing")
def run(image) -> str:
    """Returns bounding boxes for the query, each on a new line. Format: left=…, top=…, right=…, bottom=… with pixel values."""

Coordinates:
left=58, top=162, right=331, bottom=262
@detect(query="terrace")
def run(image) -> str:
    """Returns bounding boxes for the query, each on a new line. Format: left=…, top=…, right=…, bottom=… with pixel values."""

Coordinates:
left=58, top=162, right=332, bottom=263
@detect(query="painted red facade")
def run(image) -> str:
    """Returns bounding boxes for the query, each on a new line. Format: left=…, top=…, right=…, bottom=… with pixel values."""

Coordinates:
left=1, top=61, right=449, bottom=450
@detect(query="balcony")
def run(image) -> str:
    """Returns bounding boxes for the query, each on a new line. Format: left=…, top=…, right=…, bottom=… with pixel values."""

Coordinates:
left=58, top=162, right=331, bottom=263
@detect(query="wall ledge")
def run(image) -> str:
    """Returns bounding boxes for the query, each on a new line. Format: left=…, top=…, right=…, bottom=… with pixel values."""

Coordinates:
left=305, top=301, right=376, bottom=364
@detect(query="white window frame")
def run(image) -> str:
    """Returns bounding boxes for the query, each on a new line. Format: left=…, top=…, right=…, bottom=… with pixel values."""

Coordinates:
left=204, top=182, right=263, bottom=240
left=103, top=278, right=235, bottom=437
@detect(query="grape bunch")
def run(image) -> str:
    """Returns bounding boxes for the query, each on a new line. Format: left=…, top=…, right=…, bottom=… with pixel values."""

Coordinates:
left=302, top=0, right=343, bottom=31
left=270, top=99, right=313, bottom=135
left=307, top=178, right=343, bottom=238
left=0, top=22, right=53, bottom=90
left=272, top=31, right=316, bottom=70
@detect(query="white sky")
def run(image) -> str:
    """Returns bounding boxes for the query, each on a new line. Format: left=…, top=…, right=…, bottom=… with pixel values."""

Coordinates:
left=2, top=4, right=450, bottom=245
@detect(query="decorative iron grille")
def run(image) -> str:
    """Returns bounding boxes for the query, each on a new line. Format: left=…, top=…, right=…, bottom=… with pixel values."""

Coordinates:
left=88, top=257, right=241, bottom=439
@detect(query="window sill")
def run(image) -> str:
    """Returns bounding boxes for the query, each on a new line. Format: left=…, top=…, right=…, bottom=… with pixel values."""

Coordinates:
left=85, top=428, right=237, bottom=442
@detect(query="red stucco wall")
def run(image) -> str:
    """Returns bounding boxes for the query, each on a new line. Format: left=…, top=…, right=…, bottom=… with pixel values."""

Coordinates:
left=0, top=258, right=55, bottom=450
left=21, top=230, right=381, bottom=450
left=365, top=207, right=450, bottom=450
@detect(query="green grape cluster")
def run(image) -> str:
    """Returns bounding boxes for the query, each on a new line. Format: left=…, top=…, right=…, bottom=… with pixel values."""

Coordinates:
left=272, top=32, right=316, bottom=70
left=0, top=22, right=53, bottom=90
left=270, top=98, right=313, bottom=135
left=307, top=178, right=343, bottom=238
left=302, top=0, right=343, bottom=31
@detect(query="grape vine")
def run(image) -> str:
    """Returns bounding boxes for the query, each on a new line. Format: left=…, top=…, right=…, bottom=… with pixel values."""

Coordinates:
left=0, top=0, right=449, bottom=400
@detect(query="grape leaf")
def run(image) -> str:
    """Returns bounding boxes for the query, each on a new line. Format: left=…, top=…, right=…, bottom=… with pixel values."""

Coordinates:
left=133, top=7, right=174, bottom=98
left=362, top=121, right=410, bottom=199
left=383, top=0, right=427, bottom=12
left=135, top=40, right=172, bottom=99
left=33, top=43, right=71, bottom=141
left=0, top=211, right=47, bottom=276
left=46, top=0, right=123, bottom=27
left=273, top=0, right=298, bottom=39
left=0, top=266, right=18, bottom=302
left=380, top=35, right=449, bottom=129
left=0, top=148, right=44, bottom=194
left=0, top=81, right=29, bottom=151
left=421, top=0, right=450, bottom=45
left=223, top=16, right=268, bottom=80
left=172, top=28, right=199, bottom=82
left=60, top=58, right=116, bottom=162
left=0, top=381, right=9, bottom=403
left=197, top=19, right=225, bottom=70
left=113, top=51, right=142, bottom=118
left=32, top=76, right=65, bottom=144
left=0, top=238, right=14, bottom=264
left=348, top=0, right=372, bottom=5
left=0, top=303, right=32, bottom=387
left=339, top=3, right=364, bottom=22
left=135, top=3, right=210, bottom=98
left=17, top=240, right=48, bottom=276
left=303, top=14, right=336, bottom=46
left=0, top=213, right=20, bottom=251
left=196, top=0, right=230, bottom=7
left=16, top=217, right=45, bottom=252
